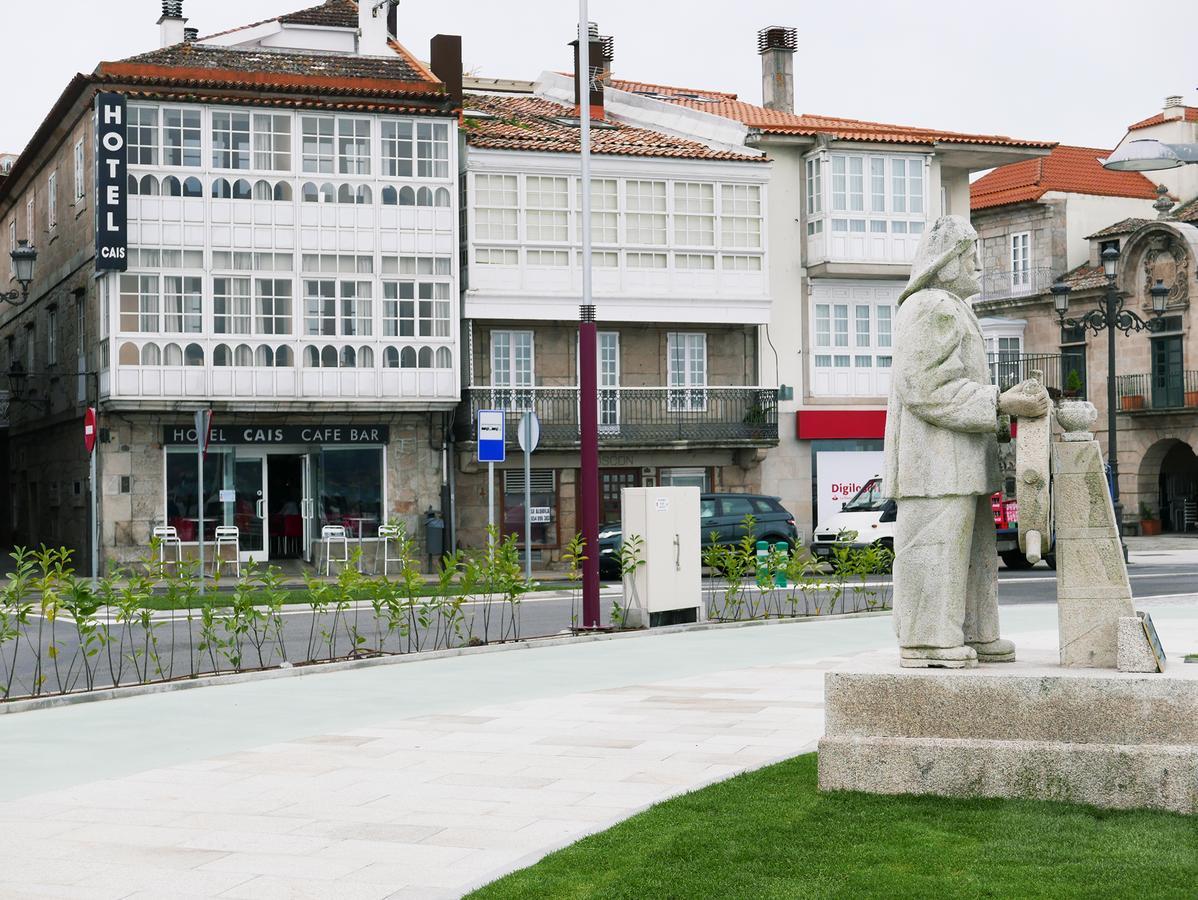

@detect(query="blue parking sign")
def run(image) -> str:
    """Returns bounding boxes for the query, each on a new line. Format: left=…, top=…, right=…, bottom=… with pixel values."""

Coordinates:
left=477, top=409, right=506, bottom=463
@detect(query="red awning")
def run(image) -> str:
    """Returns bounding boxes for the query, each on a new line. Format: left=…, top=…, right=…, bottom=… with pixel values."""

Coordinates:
left=796, top=410, right=887, bottom=440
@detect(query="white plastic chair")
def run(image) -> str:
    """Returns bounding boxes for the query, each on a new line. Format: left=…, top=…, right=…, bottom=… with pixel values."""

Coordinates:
left=152, top=525, right=182, bottom=569
left=321, top=524, right=349, bottom=576
left=212, top=525, right=240, bottom=577
left=376, top=524, right=402, bottom=575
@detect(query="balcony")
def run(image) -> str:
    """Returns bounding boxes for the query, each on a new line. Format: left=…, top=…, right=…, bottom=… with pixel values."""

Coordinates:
left=979, top=267, right=1059, bottom=303
left=988, top=352, right=1069, bottom=395
left=1116, top=373, right=1198, bottom=413
left=462, top=386, right=779, bottom=449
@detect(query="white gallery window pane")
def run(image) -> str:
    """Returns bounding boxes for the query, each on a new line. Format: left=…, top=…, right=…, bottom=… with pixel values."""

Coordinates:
left=833, top=304, right=849, bottom=347
left=892, top=158, right=907, bottom=213
left=848, top=157, right=864, bottom=212
left=253, top=114, right=291, bottom=171
left=163, top=108, right=201, bottom=167
left=301, top=117, right=335, bottom=174
left=381, top=120, right=413, bottom=177
left=831, top=156, right=846, bottom=211
left=815, top=354, right=832, bottom=367
left=877, top=305, right=893, bottom=347
left=303, top=279, right=336, bottom=335
left=815, top=303, right=830, bottom=347
left=626, top=252, right=667, bottom=268
left=855, top=305, right=871, bottom=347
left=909, top=159, right=924, bottom=214
left=212, top=112, right=251, bottom=170
left=337, top=118, right=371, bottom=175
left=871, top=157, right=885, bottom=212
left=128, top=107, right=159, bottom=166
left=213, top=276, right=251, bottom=334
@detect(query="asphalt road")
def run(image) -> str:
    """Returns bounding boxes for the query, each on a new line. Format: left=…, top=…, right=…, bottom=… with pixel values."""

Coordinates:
left=5, top=558, right=1198, bottom=700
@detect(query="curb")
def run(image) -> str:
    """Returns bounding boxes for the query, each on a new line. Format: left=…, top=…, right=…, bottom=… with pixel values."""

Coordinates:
left=0, top=608, right=892, bottom=716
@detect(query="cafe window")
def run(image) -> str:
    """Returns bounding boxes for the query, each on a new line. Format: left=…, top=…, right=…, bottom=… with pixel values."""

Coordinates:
left=502, top=468, right=557, bottom=547
left=164, top=448, right=233, bottom=543
left=658, top=467, right=711, bottom=491
left=315, top=447, right=383, bottom=532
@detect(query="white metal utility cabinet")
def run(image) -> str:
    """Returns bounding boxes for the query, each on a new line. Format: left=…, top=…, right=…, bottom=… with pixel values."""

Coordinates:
left=620, top=486, right=703, bottom=628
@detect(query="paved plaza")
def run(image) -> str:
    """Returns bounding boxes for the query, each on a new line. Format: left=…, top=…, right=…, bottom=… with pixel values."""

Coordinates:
left=1, top=575, right=1196, bottom=897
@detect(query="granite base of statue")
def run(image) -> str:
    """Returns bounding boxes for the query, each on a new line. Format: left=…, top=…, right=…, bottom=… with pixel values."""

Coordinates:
left=816, top=216, right=1196, bottom=814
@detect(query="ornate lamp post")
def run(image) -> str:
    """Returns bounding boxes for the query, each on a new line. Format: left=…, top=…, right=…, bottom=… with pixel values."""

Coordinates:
left=2, top=240, right=37, bottom=306
left=1050, top=246, right=1170, bottom=539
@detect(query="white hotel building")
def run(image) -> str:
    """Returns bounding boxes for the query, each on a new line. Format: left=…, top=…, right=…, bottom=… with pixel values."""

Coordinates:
left=0, top=0, right=463, bottom=565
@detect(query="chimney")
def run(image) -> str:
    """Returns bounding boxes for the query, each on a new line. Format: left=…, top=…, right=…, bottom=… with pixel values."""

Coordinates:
left=596, top=32, right=614, bottom=85
left=1164, top=95, right=1185, bottom=120
left=183, top=27, right=198, bottom=43
left=359, top=0, right=391, bottom=56
left=570, top=25, right=605, bottom=121
left=158, top=0, right=187, bottom=48
left=758, top=26, right=797, bottom=113
left=430, top=34, right=463, bottom=110
left=387, top=2, right=398, bottom=40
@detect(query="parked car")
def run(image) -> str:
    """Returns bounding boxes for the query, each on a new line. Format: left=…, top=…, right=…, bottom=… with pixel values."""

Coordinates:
left=597, top=492, right=798, bottom=579
left=811, top=476, right=1051, bottom=569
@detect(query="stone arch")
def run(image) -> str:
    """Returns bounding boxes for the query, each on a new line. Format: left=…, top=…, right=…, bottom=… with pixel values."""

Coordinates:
left=1118, top=221, right=1198, bottom=313
left=1136, top=437, right=1198, bottom=529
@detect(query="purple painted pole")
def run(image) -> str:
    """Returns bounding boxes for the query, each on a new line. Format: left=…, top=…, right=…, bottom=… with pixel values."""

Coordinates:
left=579, top=311, right=600, bottom=628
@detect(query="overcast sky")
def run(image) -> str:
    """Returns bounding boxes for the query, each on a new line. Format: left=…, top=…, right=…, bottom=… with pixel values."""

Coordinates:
left=2, top=0, right=1195, bottom=155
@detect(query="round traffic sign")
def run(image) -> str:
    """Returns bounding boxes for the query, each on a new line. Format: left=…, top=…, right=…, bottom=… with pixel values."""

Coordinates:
left=517, top=411, right=541, bottom=453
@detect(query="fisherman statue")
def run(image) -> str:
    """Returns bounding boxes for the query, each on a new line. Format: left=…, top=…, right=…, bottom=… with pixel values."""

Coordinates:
left=882, top=215, right=1050, bottom=668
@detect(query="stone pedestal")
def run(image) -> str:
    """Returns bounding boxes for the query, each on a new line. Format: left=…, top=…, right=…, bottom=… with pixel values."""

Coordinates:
left=818, top=650, right=1198, bottom=814
left=1052, top=440, right=1135, bottom=667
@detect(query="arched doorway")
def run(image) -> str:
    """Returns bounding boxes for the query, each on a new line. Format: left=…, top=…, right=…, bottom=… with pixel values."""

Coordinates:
left=1147, top=440, right=1198, bottom=531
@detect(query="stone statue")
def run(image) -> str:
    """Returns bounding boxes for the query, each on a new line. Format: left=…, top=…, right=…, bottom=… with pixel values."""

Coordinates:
left=882, top=215, right=1049, bottom=668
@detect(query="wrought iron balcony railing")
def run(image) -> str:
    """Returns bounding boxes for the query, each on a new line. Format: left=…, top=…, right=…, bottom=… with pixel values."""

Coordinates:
left=463, top=386, right=779, bottom=448
left=1116, top=372, right=1198, bottom=412
left=979, top=267, right=1059, bottom=303
left=987, top=352, right=1070, bottom=395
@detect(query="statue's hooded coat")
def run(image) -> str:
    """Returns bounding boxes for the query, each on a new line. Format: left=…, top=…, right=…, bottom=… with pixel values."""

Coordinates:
left=882, top=216, right=1002, bottom=499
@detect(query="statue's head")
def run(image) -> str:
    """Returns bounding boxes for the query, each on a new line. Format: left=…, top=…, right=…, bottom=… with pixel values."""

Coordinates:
left=898, top=215, right=981, bottom=303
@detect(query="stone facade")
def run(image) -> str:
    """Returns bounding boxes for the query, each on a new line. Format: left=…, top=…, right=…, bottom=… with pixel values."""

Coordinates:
left=84, top=411, right=445, bottom=567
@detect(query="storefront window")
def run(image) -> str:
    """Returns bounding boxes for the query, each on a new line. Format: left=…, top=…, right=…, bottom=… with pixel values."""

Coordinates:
left=659, top=467, right=711, bottom=491
left=317, top=448, right=383, bottom=536
left=502, top=469, right=557, bottom=547
left=165, top=449, right=232, bottom=542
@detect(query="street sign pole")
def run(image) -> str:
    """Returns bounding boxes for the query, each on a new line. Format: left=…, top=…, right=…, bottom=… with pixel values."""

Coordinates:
left=518, top=411, right=541, bottom=582
left=194, top=409, right=210, bottom=597
left=84, top=408, right=98, bottom=583
left=477, top=409, right=507, bottom=550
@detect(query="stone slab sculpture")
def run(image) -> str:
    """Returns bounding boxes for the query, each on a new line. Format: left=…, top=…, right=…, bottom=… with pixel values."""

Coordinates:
left=882, top=215, right=1049, bottom=668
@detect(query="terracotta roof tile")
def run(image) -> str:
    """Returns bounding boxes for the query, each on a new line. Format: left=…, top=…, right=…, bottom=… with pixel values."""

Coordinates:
left=970, top=145, right=1159, bottom=211
left=279, top=0, right=358, bottom=27
left=607, top=78, right=1052, bottom=148
left=1085, top=217, right=1150, bottom=240
left=1171, top=196, right=1198, bottom=222
left=98, top=42, right=444, bottom=99
left=1060, top=264, right=1108, bottom=292
left=462, top=93, right=764, bottom=162
left=1127, top=107, right=1198, bottom=131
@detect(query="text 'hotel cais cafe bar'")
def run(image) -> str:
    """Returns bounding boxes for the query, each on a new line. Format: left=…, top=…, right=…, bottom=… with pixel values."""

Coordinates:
left=0, top=0, right=464, bottom=567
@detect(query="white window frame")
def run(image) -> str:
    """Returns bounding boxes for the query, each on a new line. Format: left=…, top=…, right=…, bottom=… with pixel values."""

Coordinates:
left=667, top=331, right=707, bottom=411
left=1011, top=231, right=1031, bottom=289
left=73, top=139, right=85, bottom=202
left=491, top=329, right=534, bottom=411
left=47, top=172, right=57, bottom=231
left=46, top=306, right=57, bottom=367
left=162, top=107, right=202, bottom=168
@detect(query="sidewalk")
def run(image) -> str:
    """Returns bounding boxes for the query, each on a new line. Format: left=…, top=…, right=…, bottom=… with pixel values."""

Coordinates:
left=1, top=601, right=1196, bottom=898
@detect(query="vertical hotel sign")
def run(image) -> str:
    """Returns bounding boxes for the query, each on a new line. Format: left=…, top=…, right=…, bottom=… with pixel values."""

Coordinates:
left=94, top=92, right=127, bottom=272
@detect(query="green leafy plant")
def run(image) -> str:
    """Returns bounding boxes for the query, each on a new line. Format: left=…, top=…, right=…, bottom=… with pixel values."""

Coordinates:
left=613, top=533, right=645, bottom=628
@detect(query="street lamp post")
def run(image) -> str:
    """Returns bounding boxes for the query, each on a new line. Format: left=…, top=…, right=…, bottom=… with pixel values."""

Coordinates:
left=1050, top=247, right=1170, bottom=543
left=2, top=240, right=37, bottom=306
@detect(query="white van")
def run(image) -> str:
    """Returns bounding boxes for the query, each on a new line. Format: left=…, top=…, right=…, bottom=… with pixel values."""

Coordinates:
left=810, top=475, right=895, bottom=563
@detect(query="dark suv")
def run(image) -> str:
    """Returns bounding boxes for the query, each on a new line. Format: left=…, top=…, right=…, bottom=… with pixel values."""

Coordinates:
left=598, top=493, right=798, bottom=579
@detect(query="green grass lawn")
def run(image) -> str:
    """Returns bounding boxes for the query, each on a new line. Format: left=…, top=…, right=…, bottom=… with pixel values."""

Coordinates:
left=470, top=753, right=1198, bottom=900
